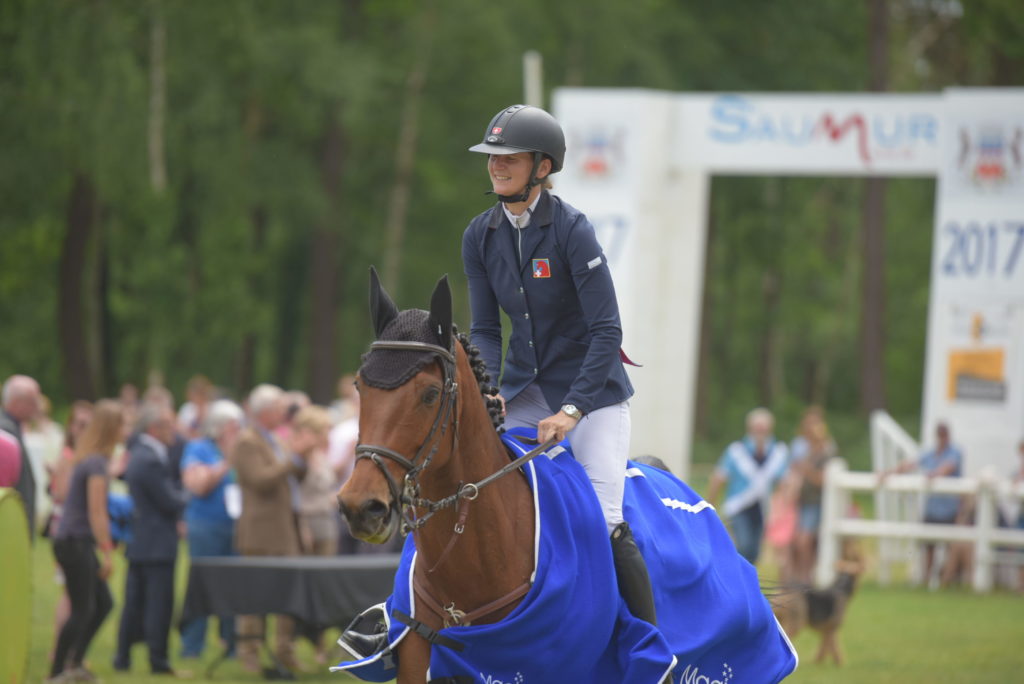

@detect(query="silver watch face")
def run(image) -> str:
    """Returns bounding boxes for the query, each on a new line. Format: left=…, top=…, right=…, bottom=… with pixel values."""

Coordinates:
left=562, top=404, right=581, bottom=419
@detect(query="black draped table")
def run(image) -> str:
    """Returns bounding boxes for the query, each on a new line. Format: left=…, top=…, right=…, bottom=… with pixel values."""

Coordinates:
left=182, top=554, right=401, bottom=629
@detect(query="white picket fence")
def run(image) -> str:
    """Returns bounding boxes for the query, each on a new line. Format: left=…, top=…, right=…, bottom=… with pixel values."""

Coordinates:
left=870, top=410, right=925, bottom=584
left=815, top=411, right=1024, bottom=592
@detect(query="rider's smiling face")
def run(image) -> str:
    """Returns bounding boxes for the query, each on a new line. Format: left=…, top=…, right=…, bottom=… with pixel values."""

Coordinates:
left=488, top=152, right=532, bottom=196
left=488, top=152, right=550, bottom=197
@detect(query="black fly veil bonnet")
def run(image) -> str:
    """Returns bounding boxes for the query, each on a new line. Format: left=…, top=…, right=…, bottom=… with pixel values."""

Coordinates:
left=355, top=267, right=458, bottom=534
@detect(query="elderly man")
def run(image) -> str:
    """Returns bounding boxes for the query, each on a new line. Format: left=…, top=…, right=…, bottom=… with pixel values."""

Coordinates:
left=707, top=407, right=791, bottom=565
left=1, top=374, right=41, bottom=540
left=114, top=401, right=187, bottom=675
left=234, top=384, right=307, bottom=675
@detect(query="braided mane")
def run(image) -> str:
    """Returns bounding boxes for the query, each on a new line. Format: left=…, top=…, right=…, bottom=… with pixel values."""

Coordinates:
left=454, top=325, right=504, bottom=430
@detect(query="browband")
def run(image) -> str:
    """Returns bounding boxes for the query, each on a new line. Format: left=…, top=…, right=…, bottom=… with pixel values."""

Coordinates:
left=370, top=340, right=455, bottom=365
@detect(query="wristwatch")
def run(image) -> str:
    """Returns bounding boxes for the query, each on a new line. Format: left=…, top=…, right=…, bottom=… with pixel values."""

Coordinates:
left=561, top=404, right=583, bottom=421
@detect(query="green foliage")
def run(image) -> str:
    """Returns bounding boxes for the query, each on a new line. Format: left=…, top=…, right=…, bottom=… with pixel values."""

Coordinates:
left=0, top=1, right=1021, bottom=444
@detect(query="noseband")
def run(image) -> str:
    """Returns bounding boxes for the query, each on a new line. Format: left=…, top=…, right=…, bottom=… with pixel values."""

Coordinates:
left=355, top=340, right=462, bottom=535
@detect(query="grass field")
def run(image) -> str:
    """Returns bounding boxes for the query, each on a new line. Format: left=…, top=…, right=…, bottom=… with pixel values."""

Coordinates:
left=784, top=583, right=1023, bottom=683
left=25, top=540, right=1023, bottom=683
left=27, top=541, right=361, bottom=683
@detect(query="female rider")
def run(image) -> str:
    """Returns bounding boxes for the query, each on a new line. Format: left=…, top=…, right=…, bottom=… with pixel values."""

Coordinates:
left=461, top=104, right=656, bottom=625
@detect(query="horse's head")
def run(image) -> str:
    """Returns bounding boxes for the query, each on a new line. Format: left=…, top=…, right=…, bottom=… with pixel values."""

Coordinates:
left=338, top=267, right=463, bottom=543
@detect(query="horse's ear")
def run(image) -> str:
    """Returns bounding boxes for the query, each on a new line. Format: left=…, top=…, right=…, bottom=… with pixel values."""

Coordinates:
left=428, top=274, right=453, bottom=351
left=369, top=266, right=399, bottom=339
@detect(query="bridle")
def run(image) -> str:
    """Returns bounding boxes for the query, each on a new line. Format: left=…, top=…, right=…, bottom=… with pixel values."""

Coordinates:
left=354, top=336, right=557, bottom=628
left=354, top=339, right=463, bottom=536
left=354, top=337, right=557, bottom=538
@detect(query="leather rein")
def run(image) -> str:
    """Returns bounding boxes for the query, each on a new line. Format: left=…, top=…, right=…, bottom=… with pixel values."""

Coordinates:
left=354, top=338, right=556, bottom=626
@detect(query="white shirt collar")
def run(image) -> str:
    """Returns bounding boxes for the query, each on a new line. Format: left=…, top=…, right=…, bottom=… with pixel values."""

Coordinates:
left=502, top=192, right=542, bottom=230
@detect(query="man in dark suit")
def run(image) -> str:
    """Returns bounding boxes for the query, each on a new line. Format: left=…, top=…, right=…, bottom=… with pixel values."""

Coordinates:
left=114, top=401, right=187, bottom=675
left=0, top=375, right=40, bottom=541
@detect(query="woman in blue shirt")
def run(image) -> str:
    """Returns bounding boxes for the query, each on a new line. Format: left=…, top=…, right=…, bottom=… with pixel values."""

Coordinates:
left=179, top=399, right=244, bottom=659
left=461, top=104, right=655, bottom=624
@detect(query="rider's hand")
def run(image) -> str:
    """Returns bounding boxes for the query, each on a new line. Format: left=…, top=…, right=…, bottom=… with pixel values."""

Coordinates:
left=537, top=411, right=579, bottom=444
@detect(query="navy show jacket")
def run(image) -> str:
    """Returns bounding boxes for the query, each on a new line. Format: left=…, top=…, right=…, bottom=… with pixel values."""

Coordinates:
left=462, top=190, right=633, bottom=416
left=123, top=435, right=186, bottom=563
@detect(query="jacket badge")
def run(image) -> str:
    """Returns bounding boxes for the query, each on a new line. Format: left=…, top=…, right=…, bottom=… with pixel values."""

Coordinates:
left=532, top=258, right=551, bottom=278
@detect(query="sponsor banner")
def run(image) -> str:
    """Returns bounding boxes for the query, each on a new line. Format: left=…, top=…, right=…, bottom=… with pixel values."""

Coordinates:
left=939, top=303, right=1015, bottom=404
left=922, top=299, right=1024, bottom=476
left=923, top=89, right=1024, bottom=477
left=675, top=93, right=943, bottom=175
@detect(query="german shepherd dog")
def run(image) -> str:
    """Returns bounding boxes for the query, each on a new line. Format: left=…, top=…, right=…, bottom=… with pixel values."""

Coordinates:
left=771, top=541, right=864, bottom=665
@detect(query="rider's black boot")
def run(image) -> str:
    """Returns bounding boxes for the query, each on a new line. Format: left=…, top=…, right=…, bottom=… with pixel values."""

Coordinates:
left=610, top=521, right=658, bottom=625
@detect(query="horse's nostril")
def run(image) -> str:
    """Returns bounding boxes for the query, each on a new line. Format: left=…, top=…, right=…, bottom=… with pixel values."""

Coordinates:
left=361, top=499, right=390, bottom=520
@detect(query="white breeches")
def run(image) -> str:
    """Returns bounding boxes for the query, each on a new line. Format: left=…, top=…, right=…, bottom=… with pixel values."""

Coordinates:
left=505, top=383, right=630, bottom=533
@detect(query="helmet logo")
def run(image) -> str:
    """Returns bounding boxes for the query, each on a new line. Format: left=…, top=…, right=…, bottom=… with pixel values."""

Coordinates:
left=491, top=127, right=503, bottom=134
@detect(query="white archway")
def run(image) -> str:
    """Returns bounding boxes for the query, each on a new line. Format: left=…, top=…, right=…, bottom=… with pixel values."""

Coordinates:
left=553, top=87, right=1024, bottom=478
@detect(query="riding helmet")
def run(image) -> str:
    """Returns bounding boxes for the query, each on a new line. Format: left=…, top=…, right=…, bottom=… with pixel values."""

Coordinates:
left=469, top=105, right=566, bottom=173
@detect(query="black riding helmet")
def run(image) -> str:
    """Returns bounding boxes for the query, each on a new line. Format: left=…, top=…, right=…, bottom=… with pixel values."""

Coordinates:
left=469, top=104, right=566, bottom=203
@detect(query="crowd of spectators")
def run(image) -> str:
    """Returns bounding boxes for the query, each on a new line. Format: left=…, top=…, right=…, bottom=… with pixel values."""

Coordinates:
left=0, top=372, right=393, bottom=681
left=704, top=406, right=1022, bottom=590
left=4, top=371, right=1024, bottom=679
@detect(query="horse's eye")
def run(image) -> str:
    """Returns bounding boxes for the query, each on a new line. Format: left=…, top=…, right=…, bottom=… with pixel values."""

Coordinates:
left=422, top=387, right=440, bottom=405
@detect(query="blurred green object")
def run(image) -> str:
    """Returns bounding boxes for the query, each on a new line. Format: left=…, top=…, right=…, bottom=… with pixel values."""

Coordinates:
left=0, top=488, right=31, bottom=684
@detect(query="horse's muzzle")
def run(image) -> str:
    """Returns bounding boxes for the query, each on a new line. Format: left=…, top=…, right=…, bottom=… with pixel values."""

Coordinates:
left=338, top=496, right=398, bottom=544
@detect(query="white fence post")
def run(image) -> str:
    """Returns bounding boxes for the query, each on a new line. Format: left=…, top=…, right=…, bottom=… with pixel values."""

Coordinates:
left=973, top=479, right=996, bottom=592
left=870, top=410, right=921, bottom=585
left=815, top=458, right=847, bottom=587
left=870, top=412, right=891, bottom=585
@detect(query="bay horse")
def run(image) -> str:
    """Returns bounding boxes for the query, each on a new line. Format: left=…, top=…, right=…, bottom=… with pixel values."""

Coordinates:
left=338, top=269, right=536, bottom=682
left=336, top=268, right=797, bottom=683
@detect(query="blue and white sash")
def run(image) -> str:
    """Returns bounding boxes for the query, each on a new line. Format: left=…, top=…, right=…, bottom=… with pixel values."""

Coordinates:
left=723, top=440, right=789, bottom=518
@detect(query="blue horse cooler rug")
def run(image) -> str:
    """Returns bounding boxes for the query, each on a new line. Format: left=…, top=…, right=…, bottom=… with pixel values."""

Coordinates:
left=333, top=428, right=797, bottom=683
